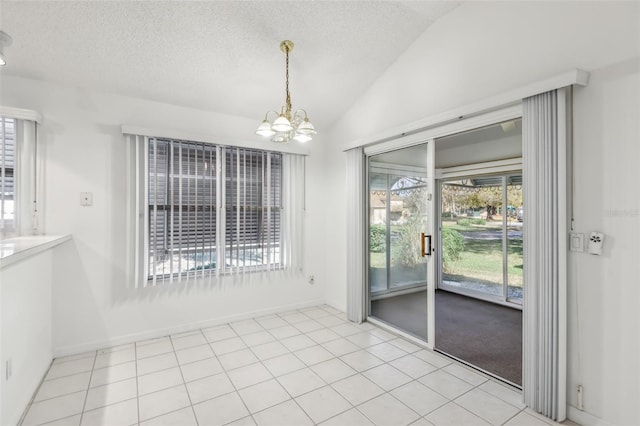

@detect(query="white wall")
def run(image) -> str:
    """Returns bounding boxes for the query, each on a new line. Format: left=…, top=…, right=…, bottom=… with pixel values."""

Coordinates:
left=0, top=76, right=327, bottom=356
left=325, top=2, right=640, bottom=425
left=1, top=250, right=54, bottom=426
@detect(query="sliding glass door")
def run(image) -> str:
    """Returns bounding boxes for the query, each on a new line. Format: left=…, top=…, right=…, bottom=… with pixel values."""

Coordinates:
left=367, top=142, right=434, bottom=342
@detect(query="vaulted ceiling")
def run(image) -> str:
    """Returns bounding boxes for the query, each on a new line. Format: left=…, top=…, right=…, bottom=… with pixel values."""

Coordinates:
left=0, top=1, right=461, bottom=129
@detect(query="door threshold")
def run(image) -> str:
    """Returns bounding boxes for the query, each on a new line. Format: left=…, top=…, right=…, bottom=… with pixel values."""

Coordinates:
left=434, top=347, right=522, bottom=390
left=366, top=316, right=431, bottom=350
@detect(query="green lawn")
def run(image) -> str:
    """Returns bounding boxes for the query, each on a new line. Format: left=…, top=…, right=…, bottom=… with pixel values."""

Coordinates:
left=369, top=220, right=523, bottom=287
left=442, top=220, right=523, bottom=286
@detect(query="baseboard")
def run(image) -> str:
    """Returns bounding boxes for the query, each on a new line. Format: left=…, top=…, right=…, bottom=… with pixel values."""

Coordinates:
left=567, top=405, right=612, bottom=426
left=325, top=298, right=347, bottom=314
left=53, top=298, right=326, bottom=358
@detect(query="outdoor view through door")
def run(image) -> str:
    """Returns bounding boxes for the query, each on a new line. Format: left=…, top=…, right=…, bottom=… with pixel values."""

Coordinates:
left=440, top=175, right=523, bottom=305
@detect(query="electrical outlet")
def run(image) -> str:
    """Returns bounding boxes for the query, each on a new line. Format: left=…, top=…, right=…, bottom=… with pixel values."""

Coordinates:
left=308, top=275, right=315, bottom=285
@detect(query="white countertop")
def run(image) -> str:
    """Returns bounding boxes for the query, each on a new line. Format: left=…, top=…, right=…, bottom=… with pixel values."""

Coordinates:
left=0, top=235, right=72, bottom=269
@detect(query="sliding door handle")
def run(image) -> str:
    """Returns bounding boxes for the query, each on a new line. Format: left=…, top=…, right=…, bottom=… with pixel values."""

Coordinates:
left=421, top=232, right=432, bottom=257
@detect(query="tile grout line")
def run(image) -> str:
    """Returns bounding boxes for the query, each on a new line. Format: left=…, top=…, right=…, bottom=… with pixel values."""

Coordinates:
left=77, top=351, right=98, bottom=426
left=167, top=331, right=198, bottom=426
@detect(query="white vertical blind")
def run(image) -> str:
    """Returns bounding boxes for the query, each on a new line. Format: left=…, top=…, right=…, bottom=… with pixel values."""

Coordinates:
left=281, top=154, right=305, bottom=272
left=346, top=147, right=366, bottom=323
left=522, top=88, right=569, bottom=421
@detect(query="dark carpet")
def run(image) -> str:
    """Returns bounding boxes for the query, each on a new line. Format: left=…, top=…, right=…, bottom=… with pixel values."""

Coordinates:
left=371, top=290, right=522, bottom=385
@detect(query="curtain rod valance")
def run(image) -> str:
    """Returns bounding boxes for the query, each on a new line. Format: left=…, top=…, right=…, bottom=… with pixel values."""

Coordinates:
left=122, top=125, right=310, bottom=156
left=0, top=106, right=43, bottom=124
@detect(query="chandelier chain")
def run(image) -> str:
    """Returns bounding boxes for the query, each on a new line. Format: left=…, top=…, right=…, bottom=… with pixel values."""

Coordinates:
left=285, top=45, right=292, bottom=116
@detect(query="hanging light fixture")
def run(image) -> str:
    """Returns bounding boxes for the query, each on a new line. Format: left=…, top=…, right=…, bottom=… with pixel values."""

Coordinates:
left=256, top=40, right=316, bottom=143
left=0, top=31, right=13, bottom=66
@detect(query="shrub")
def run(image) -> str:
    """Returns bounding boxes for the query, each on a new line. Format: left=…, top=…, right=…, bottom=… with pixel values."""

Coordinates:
left=442, top=227, right=464, bottom=269
left=456, top=218, right=471, bottom=226
left=370, top=225, right=386, bottom=253
left=470, top=218, right=486, bottom=225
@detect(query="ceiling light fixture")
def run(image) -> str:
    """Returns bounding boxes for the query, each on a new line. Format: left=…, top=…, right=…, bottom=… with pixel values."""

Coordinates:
left=0, top=31, right=13, bottom=66
left=256, top=40, right=316, bottom=143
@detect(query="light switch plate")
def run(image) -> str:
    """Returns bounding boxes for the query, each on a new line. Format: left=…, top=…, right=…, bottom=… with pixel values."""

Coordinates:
left=80, top=192, right=93, bottom=206
left=570, top=233, right=584, bottom=252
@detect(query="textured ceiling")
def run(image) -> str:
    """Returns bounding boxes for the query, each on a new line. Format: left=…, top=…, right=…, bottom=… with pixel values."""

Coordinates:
left=0, top=1, right=460, bottom=129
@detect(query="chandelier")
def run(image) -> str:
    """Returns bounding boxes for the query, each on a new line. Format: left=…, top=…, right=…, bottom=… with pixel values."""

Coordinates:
left=255, top=40, right=317, bottom=143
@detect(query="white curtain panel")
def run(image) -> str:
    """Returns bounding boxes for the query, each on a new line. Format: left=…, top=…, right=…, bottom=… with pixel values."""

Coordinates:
left=522, top=88, right=570, bottom=421
left=281, top=153, right=305, bottom=274
left=346, top=147, right=366, bottom=323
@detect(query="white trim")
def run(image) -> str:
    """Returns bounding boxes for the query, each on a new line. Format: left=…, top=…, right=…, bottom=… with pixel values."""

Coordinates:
left=566, top=406, right=612, bottom=426
left=346, top=69, right=588, bottom=151
left=426, top=139, right=436, bottom=348
left=436, top=157, right=523, bottom=179
left=121, top=125, right=310, bottom=156
left=0, top=106, right=43, bottom=124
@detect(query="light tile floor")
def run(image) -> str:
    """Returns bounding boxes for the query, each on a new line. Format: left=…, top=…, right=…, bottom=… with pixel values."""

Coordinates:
left=20, top=305, right=564, bottom=426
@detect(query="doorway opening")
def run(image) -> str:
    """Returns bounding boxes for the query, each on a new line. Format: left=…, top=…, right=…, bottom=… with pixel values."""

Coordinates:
left=434, top=120, right=524, bottom=387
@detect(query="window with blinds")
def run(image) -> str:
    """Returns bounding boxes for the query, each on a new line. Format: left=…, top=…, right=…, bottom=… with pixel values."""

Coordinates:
left=147, top=138, right=282, bottom=280
left=0, top=117, right=15, bottom=234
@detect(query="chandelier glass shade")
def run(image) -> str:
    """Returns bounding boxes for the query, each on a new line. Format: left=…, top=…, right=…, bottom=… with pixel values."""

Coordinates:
left=256, top=40, right=317, bottom=143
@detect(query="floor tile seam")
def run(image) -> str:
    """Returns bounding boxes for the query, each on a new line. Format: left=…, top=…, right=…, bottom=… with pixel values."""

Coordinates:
left=133, top=342, right=142, bottom=426
left=387, top=376, right=452, bottom=416
left=417, top=370, right=479, bottom=402
left=84, top=372, right=139, bottom=393
left=230, top=372, right=277, bottom=392
left=272, top=368, right=331, bottom=400
left=135, top=405, right=191, bottom=426
left=499, top=407, right=528, bottom=426
left=327, top=378, right=385, bottom=407
left=304, top=401, right=354, bottom=425
left=245, top=382, right=314, bottom=425
left=451, top=394, right=514, bottom=426
left=77, top=351, right=98, bottom=426
left=202, top=334, right=255, bottom=421
left=476, top=381, right=527, bottom=410
left=44, top=367, right=94, bottom=382
left=169, top=332, right=199, bottom=426
left=23, top=403, right=83, bottom=426
left=453, top=384, right=524, bottom=413
left=17, top=358, right=58, bottom=426
left=93, top=357, right=138, bottom=370
left=427, top=400, right=490, bottom=425
left=52, top=352, right=97, bottom=366
left=32, top=379, right=94, bottom=405
left=354, top=390, right=423, bottom=425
